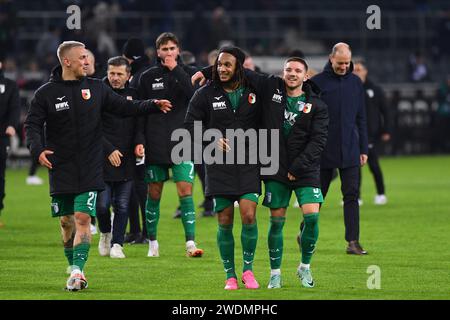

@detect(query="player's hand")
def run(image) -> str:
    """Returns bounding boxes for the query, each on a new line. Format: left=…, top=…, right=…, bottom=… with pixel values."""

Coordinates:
left=5, top=126, right=16, bottom=137
left=218, top=138, right=231, bottom=152
left=288, top=172, right=297, bottom=181
left=360, top=154, right=368, bottom=166
left=191, top=71, right=206, bottom=86
left=162, top=56, right=177, bottom=71
left=381, top=133, right=391, bottom=142
left=135, top=144, right=145, bottom=157
left=154, top=99, right=172, bottom=113
left=39, top=150, right=54, bottom=169
left=108, top=150, right=123, bottom=167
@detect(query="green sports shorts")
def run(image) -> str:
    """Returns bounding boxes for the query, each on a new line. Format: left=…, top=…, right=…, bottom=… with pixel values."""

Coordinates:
left=51, top=191, right=98, bottom=217
left=213, top=193, right=260, bottom=213
left=262, top=180, right=323, bottom=209
left=144, top=161, right=195, bottom=183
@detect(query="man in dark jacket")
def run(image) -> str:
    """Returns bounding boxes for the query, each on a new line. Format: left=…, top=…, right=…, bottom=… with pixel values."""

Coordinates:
left=249, top=57, right=328, bottom=289
left=24, top=41, right=172, bottom=291
left=0, top=58, right=20, bottom=227
left=311, top=42, right=369, bottom=255
left=122, top=38, right=151, bottom=89
left=136, top=32, right=203, bottom=258
left=185, top=46, right=262, bottom=290
left=122, top=38, right=152, bottom=244
left=353, top=60, right=391, bottom=205
left=96, top=56, right=138, bottom=259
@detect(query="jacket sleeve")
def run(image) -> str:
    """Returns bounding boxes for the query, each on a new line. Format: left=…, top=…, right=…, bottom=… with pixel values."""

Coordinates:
left=171, top=65, right=196, bottom=99
left=101, top=82, right=160, bottom=116
left=288, top=101, right=329, bottom=177
left=102, top=136, right=116, bottom=156
left=357, top=84, right=369, bottom=155
left=24, top=91, right=47, bottom=162
left=6, top=81, right=20, bottom=128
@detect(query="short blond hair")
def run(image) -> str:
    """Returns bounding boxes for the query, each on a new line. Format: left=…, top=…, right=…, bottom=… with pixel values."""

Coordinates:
left=57, top=41, right=85, bottom=64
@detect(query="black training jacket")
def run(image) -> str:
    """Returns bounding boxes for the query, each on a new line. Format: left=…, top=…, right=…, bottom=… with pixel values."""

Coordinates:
left=185, top=82, right=262, bottom=197
left=243, top=70, right=328, bottom=187
left=25, top=66, right=161, bottom=196
left=101, top=78, right=138, bottom=182
left=0, top=71, right=20, bottom=139
left=363, top=78, right=392, bottom=143
left=136, top=58, right=197, bottom=164
left=286, top=84, right=329, bottom=187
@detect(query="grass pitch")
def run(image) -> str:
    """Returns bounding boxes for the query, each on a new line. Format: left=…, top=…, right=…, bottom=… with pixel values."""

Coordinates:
left=0, top=155, right=449, bottom=300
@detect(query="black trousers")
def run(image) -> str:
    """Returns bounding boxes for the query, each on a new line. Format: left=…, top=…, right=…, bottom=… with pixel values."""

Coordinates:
left=195, top=163, right=213, bottom=211
left=321, top=166, right=360, bottom=242
left=363, top=143, right=385, bottom=195
left=127, top=165, right=147, bottom=236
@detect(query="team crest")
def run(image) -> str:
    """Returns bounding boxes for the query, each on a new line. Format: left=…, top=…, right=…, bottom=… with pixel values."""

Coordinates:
left=303, top=103, right=312, bottom=114
left=81, top=89, right=91, bottom=100
left=0, top=84, right=4, bottom=94
left=248, top=93, right=256, bottom=104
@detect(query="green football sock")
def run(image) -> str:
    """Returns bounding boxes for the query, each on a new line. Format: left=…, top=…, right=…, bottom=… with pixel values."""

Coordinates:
left=145, top=197, right=160, bottom=241
left=241, top=222, right=258, bottom=272
left=64, top=248, right=73, bottom=266
left=72, top=243, right=90, bottom=271
left=180, top=195, right=195, bottom=241
left=300, top=213, right=319, bottom=264
left=268, top=216, right=285, bottom=270
left=217, top=224, right=236, bottom=279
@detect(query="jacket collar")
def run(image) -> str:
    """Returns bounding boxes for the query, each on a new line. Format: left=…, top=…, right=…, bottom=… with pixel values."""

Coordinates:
left=49, top=65, right=86, bottom=84
left=323, top=60, right=354, bottom=78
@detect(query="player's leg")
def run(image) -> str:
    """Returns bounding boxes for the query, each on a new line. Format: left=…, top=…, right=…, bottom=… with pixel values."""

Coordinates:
left=52, top=195, right=75, bottom=273
left=215, top=197, right=237, bottom=289
left=60, top=215, right=75, bottom=273
left=67, top=191, right=97, bottom=291
left=239, top=193, right=259, bottom=289
left=368, top=146, right=387, bottom=204
left=144, top=164, right=168, bottom=257
left=263, top=180, right=291, bottom=289
left=173, top=161, right=203, bottom=257
left=295, top=187, right=323, bottom=288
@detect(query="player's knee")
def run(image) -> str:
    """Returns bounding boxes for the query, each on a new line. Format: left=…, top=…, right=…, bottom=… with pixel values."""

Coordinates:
left=241, top=212, right=256, bottom=224
left=74, top=213, right=91, bottom=226
left=60, top=217, right=74, bottom=230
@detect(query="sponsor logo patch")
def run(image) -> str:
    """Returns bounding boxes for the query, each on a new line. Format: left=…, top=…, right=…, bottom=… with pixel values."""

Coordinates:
left=55, top=101, right=70, bottom=111
left=152, top=82, right=164, bottom=90
left=272, top=93, right=282, bottom=103
left=212, top=101, right=227, bottom=110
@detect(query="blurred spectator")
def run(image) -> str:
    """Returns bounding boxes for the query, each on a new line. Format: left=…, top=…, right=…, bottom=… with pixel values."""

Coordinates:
left=207, top=49, right=219, bottom=66
left=408, top=52, right=430, bottom=82
left=208, top=7, right=232, bottom=51
left=20, top=60, right=46, bottom=90
left=122, top=38, right=151, bottom=88
left=36, top=26, right=61, bottom=61
left=180, top=51, right=196, bottom=67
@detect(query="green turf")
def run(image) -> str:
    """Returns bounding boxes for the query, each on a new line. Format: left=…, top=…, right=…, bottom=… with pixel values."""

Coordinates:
left=0, top=155, right=449, bottom=300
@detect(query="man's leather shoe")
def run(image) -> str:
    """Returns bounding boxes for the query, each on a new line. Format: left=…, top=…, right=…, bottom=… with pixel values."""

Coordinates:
left=346, top=241, right=368, bottom=255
